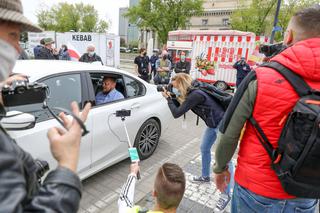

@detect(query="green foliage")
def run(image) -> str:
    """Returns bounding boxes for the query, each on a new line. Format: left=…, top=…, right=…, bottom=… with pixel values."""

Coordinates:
left=128, top=40, right=139, bottom=49
left=125, top=0, right=204, bottom=45
left=231, top=0, right=319, bottom=41
left=37, top=2, right=108, bottom=33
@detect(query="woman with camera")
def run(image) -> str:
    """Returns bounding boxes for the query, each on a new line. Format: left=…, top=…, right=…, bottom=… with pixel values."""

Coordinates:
left=162, top=73, right=234, bottom=211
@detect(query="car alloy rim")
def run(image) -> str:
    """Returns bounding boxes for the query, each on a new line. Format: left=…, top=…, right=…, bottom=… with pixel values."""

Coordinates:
left=138, top=123, right=159, bottom=156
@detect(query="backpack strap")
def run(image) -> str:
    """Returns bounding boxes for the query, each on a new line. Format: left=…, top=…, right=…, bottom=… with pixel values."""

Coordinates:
left=260, top=61, right=312, bottom=97
left=249, top=117, right=279, bottom=162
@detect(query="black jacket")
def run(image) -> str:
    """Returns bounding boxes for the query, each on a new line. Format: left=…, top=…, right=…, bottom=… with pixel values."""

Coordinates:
left=0, top=116, right=82, bottom=212
left=166, top=89, right=224, bottom=128
left=79, top=53, right=103, bottom=65
left=37, top=47, right=59, bottom=60
left=175, top=61, right=191, bottom=74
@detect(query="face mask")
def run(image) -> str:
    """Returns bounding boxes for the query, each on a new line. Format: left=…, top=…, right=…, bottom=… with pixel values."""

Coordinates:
left=181, top=56, right=186, bottom=61
left=88, top=51, right=95, bottom=57
left=172, top=87, right=181, bottom=97
left=0, top=39, right=19, bottom=82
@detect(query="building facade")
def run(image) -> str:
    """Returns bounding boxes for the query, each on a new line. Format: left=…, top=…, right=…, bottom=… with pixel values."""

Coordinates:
left=118, top=0, right=140, bottom=46
left=119, top=7, right=129, bottom=44
left=189, top=0, right=247, bottom=30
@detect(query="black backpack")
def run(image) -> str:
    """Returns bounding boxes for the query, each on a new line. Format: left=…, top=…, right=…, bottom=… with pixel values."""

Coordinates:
left=249, top=61, right=320, bottom=198
left=191, top=80, right=232, bottom=111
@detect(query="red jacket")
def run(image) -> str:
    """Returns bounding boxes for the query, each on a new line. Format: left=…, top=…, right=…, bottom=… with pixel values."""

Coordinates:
left=235, top=38, right=320, bottom=199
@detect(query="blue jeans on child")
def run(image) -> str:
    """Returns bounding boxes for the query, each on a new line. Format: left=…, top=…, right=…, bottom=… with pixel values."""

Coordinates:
left=231, top=182, right=318, bottom=213
left=201, top=127, right=234, bottom=195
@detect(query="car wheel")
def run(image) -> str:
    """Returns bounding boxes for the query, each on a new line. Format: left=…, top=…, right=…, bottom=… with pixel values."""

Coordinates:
left=134, top=119, right=160, bottom=160
left=214, top=81, right=228, bottom=91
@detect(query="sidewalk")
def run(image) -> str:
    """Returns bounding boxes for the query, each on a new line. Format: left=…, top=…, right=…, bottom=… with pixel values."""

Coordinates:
left=137, top=153, right=233, bottom=213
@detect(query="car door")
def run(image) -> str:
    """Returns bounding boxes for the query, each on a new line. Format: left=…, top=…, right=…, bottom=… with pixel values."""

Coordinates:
left=7, top=73, right=93, bottom=175
left=88, top=72, right=130, bottom=170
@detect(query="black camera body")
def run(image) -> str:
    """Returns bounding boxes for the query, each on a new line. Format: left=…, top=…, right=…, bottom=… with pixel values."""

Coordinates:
left=259, top=43, right=286, bottom=58
left=2, top=81, right=48, bottom=107
left=156, top=83, right=176, bottom=98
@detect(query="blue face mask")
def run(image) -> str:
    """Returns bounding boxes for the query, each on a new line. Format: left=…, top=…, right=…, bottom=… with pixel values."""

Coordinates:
left=172, top=87, right=181, bottom=97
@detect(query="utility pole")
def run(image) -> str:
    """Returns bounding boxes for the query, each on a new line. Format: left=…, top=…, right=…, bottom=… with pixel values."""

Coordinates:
left=270, top=0, right=282, bottom=44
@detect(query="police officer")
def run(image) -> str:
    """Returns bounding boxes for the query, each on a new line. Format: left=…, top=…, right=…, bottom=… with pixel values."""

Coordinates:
left=233, top=57, right=251, bottom=87
left=0, top=0, right=91, bottom=212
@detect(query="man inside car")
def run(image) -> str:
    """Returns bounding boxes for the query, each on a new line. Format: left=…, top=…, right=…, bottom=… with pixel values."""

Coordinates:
left=95, top=77, right=124, bottom=105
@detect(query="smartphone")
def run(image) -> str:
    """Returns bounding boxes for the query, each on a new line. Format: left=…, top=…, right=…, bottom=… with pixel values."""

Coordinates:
left=128, top=147, right=140, bottom=162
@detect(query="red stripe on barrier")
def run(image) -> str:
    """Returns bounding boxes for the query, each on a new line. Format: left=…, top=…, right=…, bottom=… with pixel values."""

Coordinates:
left=229, top=48, right=235, bottom=62
left=214, top=36, right=218, bottom=42
left=207, top=47, right=213, bottom=61
left=245, top=48, right=249, bottom=60
left=255, top=36, right=260, bottom=41
left=68, top=49, right=80, bottom=60
left=200, top=36, right=204, bottom=41
left=246, top=36, right=251, bottom=42
left=237, top=48, right=242, bottom=59
left=230, top=36, right=234, bottom=42
left=238, top=36, right=242, bottom=42
left=207, top=36, right=211, bottom=41
left=222, top=36, right=226, bottom=42
left=214, top=47, right=219, bottom=62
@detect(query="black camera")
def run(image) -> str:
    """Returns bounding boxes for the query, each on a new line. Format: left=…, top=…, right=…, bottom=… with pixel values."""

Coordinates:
left=156, top=83, right=176, bottom=98
left=35, top=159, right=50, bottom=180
left=156, top=83, right=173, bottom=93
left=259, top=43, right=286, bottom=57
left=2, top=80, right=48, bottom=107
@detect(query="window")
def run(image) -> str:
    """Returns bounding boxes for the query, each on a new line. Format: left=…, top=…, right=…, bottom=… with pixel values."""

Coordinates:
left=7, top=73, right=82, bottom=122
left=123, top=76, right=146, bottom=98
left=202, top=19, right=208, bottom=26
left=223, top=18, right=229, bottom=26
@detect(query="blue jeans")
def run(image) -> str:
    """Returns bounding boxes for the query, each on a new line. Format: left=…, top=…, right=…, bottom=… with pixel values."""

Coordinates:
left=201, top=127, right=234, bottom=195
left=231, top=182, right=318, bottom=213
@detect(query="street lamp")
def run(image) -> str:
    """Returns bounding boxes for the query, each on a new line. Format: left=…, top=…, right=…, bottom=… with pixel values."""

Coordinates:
left=270, top=0, right=282, bottom=44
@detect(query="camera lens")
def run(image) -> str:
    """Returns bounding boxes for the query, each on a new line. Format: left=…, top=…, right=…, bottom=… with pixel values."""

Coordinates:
left=15, top=86, right=26, bottom=94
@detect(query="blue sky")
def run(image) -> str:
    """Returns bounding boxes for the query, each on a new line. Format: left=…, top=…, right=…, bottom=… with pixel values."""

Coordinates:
left=22, top=0, right=129, bottom=34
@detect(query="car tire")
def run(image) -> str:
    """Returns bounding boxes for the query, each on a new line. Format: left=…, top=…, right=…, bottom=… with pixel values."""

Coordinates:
left=134, top=119, right=160, bottom=160
left=214, top=81, right=228, bottom=91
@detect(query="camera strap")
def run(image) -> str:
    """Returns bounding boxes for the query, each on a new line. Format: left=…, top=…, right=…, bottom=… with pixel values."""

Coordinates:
left=43, top=104, right=89, bottom=137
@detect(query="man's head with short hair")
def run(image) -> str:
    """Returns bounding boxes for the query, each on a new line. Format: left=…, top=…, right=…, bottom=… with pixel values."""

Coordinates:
left=153, top=163, right=186, bottom=211
left=102, top=77, right=117, bottom=94
left=87, top=44, right=95, bottom=53
left=284, top=5, right=320, bottom=46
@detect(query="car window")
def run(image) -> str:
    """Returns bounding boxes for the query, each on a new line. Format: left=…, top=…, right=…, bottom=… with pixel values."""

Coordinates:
left=7, top=74, right=82, bottom=122
left=123, top=76, right=146, bottom=98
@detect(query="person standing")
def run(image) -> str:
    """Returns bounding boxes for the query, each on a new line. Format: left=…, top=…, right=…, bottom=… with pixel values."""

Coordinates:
left=174, top=51, right=191, bottom=74
left=59, top=44, right=71, bottom=60
left=79, top=44, right=103, bottom=65
left=134, top=48, right=150, bottom=82
left=37, top=37, right=59, bottom=60
left=162, top=73, right=234, bottom=211
left=213, top=6, right=320, bottom=212
left=233, top=57, right=251, bottom=87
left=150, top=50, right=159, bottom=78
left=154, top=50, right=171, bottom=85
left=33, top=38, right=44, bottom=59
left=0, top=0, right=92, bottom=212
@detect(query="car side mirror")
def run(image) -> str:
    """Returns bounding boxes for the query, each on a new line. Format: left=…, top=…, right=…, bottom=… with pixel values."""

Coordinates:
left=1, top=111, right=36, bottom=130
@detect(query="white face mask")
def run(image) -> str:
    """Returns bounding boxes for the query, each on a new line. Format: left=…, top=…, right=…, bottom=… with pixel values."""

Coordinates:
left=88, top=51, right=95, bottom=57
left=0, top=39, right=19, bottom=82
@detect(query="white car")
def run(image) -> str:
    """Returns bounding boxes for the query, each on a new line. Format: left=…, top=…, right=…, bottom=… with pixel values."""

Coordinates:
left=5, top=60, right=172, bottom=180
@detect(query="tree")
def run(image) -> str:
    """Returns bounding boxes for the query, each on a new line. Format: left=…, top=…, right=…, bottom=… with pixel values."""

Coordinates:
left=230, top=0, right=278, bottom=35
left=230, top=0, right=319, bottom=40
left=37, top=2, right=108, bottom=33
left=125, top=0, right=204, bottom=45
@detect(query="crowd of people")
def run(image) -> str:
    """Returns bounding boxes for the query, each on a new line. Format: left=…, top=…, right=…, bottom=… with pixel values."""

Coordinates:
left=0, top=0, right=319, bottom=213
left=31, top=38, right=103, bottom=64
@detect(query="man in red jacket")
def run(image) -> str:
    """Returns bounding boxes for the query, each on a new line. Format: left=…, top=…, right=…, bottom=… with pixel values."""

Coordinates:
left=213, top=6, right=320, bottom=212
